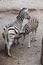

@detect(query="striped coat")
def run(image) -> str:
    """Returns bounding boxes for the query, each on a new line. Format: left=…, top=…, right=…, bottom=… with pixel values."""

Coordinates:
left=21, top=17, right=39, bottom=48
left=2, top=8, right=39, bottom=56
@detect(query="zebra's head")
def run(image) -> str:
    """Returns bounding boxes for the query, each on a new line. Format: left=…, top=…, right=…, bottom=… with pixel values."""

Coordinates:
left=16, top=8, right=30, bottom=22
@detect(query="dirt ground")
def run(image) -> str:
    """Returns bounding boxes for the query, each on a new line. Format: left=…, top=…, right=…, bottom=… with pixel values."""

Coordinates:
left=0, top=10, right=43, bottom=65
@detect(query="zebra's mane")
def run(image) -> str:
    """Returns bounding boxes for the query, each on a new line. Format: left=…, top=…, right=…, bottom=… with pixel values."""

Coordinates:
left=19, top=8, right=27, bottom=15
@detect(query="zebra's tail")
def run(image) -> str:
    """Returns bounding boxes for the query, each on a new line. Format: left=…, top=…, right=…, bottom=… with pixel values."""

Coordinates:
left=2, top=26, right=7, bottom=39
left=2, top=32, right=5, bottom=39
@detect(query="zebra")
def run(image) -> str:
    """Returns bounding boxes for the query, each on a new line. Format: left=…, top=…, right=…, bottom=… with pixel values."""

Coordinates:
left=17, top=8, right=39, bottom=48
left=2, top=8, right=30, bottom=56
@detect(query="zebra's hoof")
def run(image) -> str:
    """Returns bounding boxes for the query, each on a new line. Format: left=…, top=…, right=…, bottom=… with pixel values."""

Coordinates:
left=8, top=49, right=12, bottom=57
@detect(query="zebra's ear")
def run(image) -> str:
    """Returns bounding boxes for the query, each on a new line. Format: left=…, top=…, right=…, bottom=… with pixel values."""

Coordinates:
left=3, top=26, right=7, bottom=30
left=24, top=9, right=28, bottom=12
left=21, top=8, right=22, bottom=9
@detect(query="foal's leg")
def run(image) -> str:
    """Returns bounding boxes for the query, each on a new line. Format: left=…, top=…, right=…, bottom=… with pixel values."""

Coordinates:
left=27, top=33, right=31, bottom=48
left=31, top=31, right=34, bottom=41
left=34, top=29, right=37, bottom=41
left=31, top=30, right=37, bottom=41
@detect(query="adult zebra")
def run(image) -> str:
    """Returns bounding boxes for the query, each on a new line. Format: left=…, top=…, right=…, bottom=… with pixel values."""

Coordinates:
left=2, top=8, right=30, bottom=56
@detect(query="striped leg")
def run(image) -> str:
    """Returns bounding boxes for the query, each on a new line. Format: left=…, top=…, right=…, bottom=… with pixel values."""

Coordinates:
left=27, top=33, right=31, bottom=48
left=31, top=31, right=37, bottom=42
left=7, top=40, right=13, bottom=57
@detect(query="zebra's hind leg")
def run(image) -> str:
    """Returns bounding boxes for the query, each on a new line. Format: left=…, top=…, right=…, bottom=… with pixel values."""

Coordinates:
left=8, top=48, right=11, bottom=57
left=5, top=44, right=11, bottom=57
left=7, top=41, right=13, bottom=57
left=7, top=47, right=11, bottom=57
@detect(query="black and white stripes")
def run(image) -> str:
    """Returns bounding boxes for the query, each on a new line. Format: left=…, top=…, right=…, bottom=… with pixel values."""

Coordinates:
left=2, top=8, right=39, bottom=56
